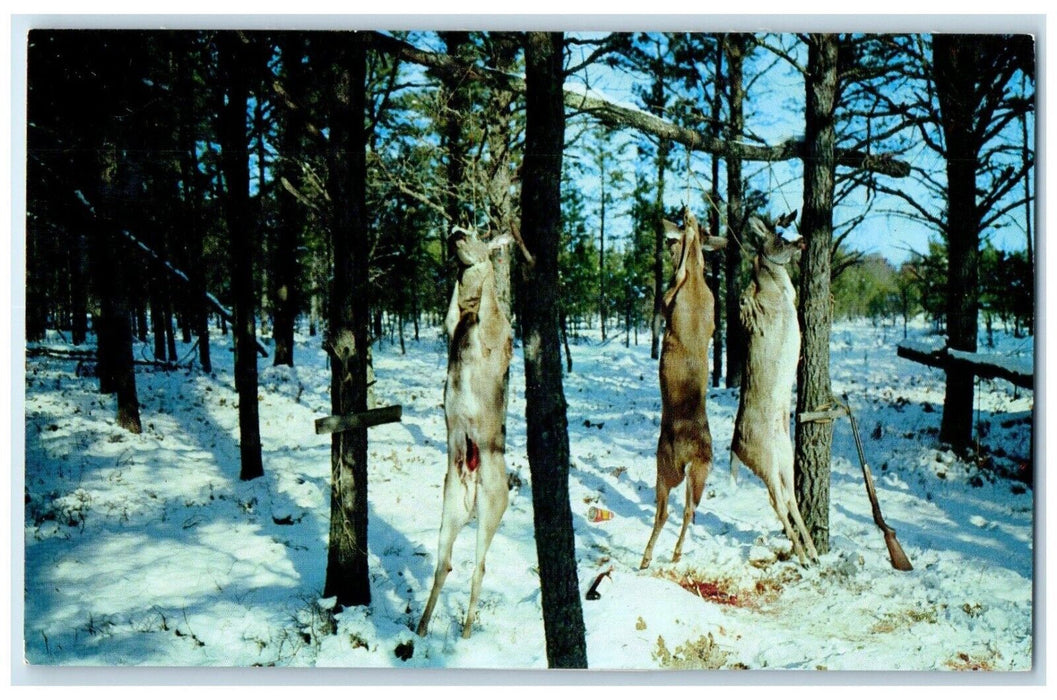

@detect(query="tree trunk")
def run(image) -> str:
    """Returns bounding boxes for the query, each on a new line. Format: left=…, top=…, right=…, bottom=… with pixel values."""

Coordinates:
left=440, top=31, right=472, bottom=282
left=164, top=298, right=177, bottom=361
left=794, top=34, right=838, bottom=555
left=561, top=312, right=573, bottom=373
left=650, top=138, right=668, bottom=361
left=219, top=32, right=263, bottom=482
left=933, top=35, right=981, bottom=454
left=1021, top=73, right=1034, bottom=285
left=484, top=32, right=521, bottom=322
left=175, top=43, right=212, bottom=373
left=710, top=36, right=725, bottom=387
left=69, top=232, right=88, bottom=344
left=25, top=221, right=48, bottom=343
left=518, top=31, right=587, bottom=669
left=322, top=34, right=372, bottom=608
left=599, top=177, right=607, bottom=342
left=151, top=290, right=167, bottom=361
left=93, top=142, right=142, bottom=434
left=724, top=34, right=747, bottom=389
left=272, top=34, right=307, bottom=368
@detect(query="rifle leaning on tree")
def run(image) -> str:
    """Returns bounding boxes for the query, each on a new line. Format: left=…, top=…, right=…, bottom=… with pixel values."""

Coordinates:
left=799, top=396, right=914, bottom=572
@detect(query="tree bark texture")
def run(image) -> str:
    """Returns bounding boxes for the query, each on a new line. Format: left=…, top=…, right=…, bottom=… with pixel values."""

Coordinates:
left=933, top=35, right=981, bottom=453
left=794, top=34, right=838, bottom=555
left=724, top=35, right=748, bottom=389
left=440, top=31, right=472, bottom=271
left=69, top=231, right=88, bottom=345
left=484, top=32, right=521, bottom=321
left=710, top=37, right=725, bottom=387
left=322, top=34, right=372, bottom=608
left=650, top=138, right=669, bottom=361
left=518, top=31, right=588, bottom=670
left=219, top=32, right=264, bottom=481
left=92, top=139, right=142, bottom=434
left=272, top=33, right=308, bottom=368
left=175, top=48, right=212, bottom=373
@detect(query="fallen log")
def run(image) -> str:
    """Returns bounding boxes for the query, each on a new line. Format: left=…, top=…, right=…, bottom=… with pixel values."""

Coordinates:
left=27, top=345, right=179, bottom=370
left=896, top=342, right=1033, bottom=390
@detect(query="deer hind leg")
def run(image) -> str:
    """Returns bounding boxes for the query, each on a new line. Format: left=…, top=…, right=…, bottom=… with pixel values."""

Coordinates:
left=417, top=466, right=474, bottom=637
left=779, top=463, right=819, bottom=564
left=768, top=485, right=809, bottom=566
left=672, top=456, right=709, bottom=563
left=754, top=445, right=808, bottom=566
left=462, top=452, right=509, bottom=639
left=641, top=437, right=679, bottom=569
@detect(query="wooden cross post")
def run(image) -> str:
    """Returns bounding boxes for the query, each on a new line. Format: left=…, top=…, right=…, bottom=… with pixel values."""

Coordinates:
left=315, top=404, right=403, bottom=436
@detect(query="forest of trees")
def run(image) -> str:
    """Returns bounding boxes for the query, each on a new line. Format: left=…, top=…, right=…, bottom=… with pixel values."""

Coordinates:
left=24, top=30, right=1035, bottom=668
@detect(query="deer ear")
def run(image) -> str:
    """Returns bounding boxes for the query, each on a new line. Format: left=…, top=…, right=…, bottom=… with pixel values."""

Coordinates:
left=702, top=236, right=728, bottom=251
left=777, top=210, right=798, bottom=229
left=662, top=219, right=681, bottom=237
left=489, top=233, right=514, bottom=251
left=747, top=217, right=768, bottom=242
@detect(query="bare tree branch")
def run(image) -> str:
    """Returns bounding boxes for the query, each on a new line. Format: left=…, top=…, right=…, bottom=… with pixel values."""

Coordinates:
left=368, top=31, right=911, bottom=178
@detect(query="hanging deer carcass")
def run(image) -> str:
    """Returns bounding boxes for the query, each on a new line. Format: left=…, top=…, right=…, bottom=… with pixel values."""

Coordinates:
left=417, top=228, right=514, bottom=639
left=730, top=212, right=819, bottom=566
left=640, top=210, right=727, bottom=569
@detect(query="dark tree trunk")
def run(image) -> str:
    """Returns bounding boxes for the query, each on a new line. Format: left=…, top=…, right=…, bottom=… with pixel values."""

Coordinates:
left=710, top=36, right=725, bottom=388
left=134, top=300, right=148, bottom=343
left=174, top=40, right=212, bottom=373
left=69, top=232, right=88, bottom=344
left=219, top=32, right=263, bottom=482
left=165, top=299, right=177, bottom=361
left=440, top=31, right=472, bottom=282
left=650, top=139, right=668, bottom=361
left=484, top=32, right=521, bottom=322
left=151, top=291, right=167, bottom=361
left=599, top=176, right=607, bottom=341
left=933, top=35, right=981, bottom=454
left=518, top=31, right=587, bottom=670
left=322, top=34, right=372, bottom=608
left=92, top=139, right=142, bottom=434
left=646, top=38, right=670, bottom=362
left=794, top=34, right=838, bottom=555
left=272, top=33, right=308, bottom=368
left=25, top=221, right=48, bottom=343
left=561, top=312, right=573, bottom=373
left=724, top=34, right=748, bottom=389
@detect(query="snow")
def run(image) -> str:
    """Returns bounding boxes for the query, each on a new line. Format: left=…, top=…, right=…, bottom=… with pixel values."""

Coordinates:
left=21, top=318, right=1035, bottom=671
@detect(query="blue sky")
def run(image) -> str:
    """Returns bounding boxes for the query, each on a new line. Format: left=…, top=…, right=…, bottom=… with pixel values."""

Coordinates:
left=563, top=32, right=1036, bottom=266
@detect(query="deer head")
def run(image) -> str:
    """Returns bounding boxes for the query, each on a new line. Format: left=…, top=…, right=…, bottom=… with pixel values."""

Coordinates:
left=746, top=211, right=802, bottom=269
left=446, top=227, right=513, bottom=336
left=661, top=209, right=727, bottom=309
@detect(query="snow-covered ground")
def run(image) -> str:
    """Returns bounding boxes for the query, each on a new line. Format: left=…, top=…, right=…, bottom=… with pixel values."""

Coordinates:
left=21, top=317, right=1035, bottom=671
